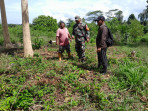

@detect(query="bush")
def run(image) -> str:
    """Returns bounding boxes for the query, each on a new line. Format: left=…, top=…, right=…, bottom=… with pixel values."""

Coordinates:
left=140, top=33, right=148, bottom=43
left=87, top=22, right=98, bottom=39
left=32, top=37, right=44, bottom=49
left=32, top=15, right=58, bottom=33
left=47, top=31, right=56, bottom=38
left=0, top=37, right=4, bottom=46
left=144, top=25, right=148, bottom=33
left=9, top=25, right=23, bottom=43
left=128, top=20, right=144, bottom=41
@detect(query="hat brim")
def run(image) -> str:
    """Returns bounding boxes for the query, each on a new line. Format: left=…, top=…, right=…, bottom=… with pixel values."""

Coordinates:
left=94, top=19, right=99, bottom=21
left=75, top=19, right=79, bottom=21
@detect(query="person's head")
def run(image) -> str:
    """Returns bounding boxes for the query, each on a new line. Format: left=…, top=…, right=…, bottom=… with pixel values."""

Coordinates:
left=75, top=16, right=81, bottom=24
left=60, top=21, right=65, bottom=28
left=94, top=16, right=105, bottom=26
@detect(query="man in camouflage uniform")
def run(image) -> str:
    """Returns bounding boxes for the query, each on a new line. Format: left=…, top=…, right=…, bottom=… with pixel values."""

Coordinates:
left=72, top=16, right=90, bottom=62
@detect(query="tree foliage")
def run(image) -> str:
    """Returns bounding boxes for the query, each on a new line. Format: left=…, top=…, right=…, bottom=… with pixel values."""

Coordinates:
left=128, top=20, right=144, bottom=40
left=86, top=10, right=103, bottom=22
left=66, top=18, right=74, bottom=28
left=32, top=15, right=58, bottom=32
left=67, top=21, right=75, bottom=35
left=127, top=14, right=136, bottom=24
left=114, top=10, right=123, bottom=22
left=105, top=9, right=119, bottom=21
left=138, top=9, right=148, bottom=25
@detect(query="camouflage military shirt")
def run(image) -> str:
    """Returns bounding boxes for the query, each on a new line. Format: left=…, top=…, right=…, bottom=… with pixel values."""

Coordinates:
left=72, top=22, right=90, bottom=42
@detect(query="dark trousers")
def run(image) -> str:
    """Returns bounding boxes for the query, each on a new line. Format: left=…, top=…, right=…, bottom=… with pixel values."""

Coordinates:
left=97, top=48, right=108, bottom=73
left=75, top=41, right=85, bottom=59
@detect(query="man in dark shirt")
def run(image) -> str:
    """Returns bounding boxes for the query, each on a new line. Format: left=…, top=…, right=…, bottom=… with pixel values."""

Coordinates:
left=95, top=16, right=108, bottom=74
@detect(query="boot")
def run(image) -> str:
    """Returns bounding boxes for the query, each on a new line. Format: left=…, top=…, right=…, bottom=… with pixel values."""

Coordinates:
left=58, top=53, right=62, bottom=61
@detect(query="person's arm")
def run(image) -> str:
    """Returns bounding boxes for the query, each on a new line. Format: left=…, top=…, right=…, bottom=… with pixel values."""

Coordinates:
left=56, top=36, right=59, bottom=45
left=85, top=24, right=90, bottom=43
left=68, top=33, right=72, bottom=39
left=100, top=27, right=107, bottom=47
left=56, top=29, right=59, bottom=45
left=68, top=34, right=72, bottom=42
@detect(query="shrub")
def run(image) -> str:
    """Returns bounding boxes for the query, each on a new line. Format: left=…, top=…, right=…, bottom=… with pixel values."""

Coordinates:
left=32, top=15, right=58, bottom=33
left=0, top=37, right=4, bottom=46
left=140, top=33, right=148, bottom=44
left=32, top=37, right=44, bottom=49
left=128, top=20, right=144, bottom=41
left=9, top=25, right=23, bottom=43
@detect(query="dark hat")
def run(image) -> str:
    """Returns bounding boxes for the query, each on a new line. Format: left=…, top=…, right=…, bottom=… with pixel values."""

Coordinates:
left=75, top=16, right=81, bottom=21
left=60, top=21, right=65, bottom=24
left=94, top=16, right=105, bottom=21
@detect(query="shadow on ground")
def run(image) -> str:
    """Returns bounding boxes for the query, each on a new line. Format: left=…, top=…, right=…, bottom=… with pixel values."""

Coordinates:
left=0, top=47, right=23, bottom=56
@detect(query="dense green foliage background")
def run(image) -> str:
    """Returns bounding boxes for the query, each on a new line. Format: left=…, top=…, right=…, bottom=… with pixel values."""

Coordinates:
left=0, top=8, right=148, bottom=46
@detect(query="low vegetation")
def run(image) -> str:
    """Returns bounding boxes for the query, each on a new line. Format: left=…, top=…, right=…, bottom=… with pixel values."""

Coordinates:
left=0, top=7, right=148, bottom=110
left=0, top=39, right=147, bottom=110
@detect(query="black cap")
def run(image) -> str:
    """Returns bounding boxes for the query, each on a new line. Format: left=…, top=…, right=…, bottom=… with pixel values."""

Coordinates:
left=94, top=16, right=105, bottom=21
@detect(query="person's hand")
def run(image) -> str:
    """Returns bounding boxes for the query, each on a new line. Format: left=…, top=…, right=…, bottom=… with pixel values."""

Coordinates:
left=70, top=38, right=72, bottom=42
left=86, top=39, right=89, bottom=43
left=56, top=42, right=58, bottom=45
left=97, top=48, right=101, bottom=52
left=72, top=36, right=74, bottom=39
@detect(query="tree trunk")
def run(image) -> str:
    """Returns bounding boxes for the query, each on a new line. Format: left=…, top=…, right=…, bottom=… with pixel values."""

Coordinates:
left=21, top=0, right=33, bottom=57
left=0, top=0, right=13, bottom=48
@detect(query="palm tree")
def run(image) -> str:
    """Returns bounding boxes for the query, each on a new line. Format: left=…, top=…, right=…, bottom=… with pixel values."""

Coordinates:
left=0, top=0, right=13, bottom=48
left=21, top=0, right=33, bottom=57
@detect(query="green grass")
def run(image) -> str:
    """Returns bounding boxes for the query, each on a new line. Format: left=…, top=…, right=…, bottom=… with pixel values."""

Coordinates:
left=0, top=38, right=147, bottom=110
left=117, top=43, right=148, bottom=63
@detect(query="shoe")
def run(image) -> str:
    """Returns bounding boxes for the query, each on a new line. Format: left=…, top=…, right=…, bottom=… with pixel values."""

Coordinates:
left=100, top=71, right=107, bottom=75
left=100, top=73, right=106, bottom=75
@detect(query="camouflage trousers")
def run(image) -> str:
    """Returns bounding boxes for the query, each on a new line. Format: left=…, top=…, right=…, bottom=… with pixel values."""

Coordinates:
left=75, top=41, right=85, bottom=60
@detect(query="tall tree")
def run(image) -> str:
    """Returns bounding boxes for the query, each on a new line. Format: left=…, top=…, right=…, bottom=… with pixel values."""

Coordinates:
left=115, top=10, right=123, bottom=23
left=0, top=0, right=13, bottom=48
left=21, top=0, right=33, bottom=57
left=138, top=9, right=148, bottom=25
left=127, top=14, right=136, bottom=24
left=105, top=9, right=119, bottom=21
left=86, top=10, right=103, bottom=22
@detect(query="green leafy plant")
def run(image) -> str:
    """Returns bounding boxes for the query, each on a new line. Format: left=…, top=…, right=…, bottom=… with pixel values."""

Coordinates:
left=114, top=58, right=147, bottom=92
left=32, top=38, right=44, bottom=49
